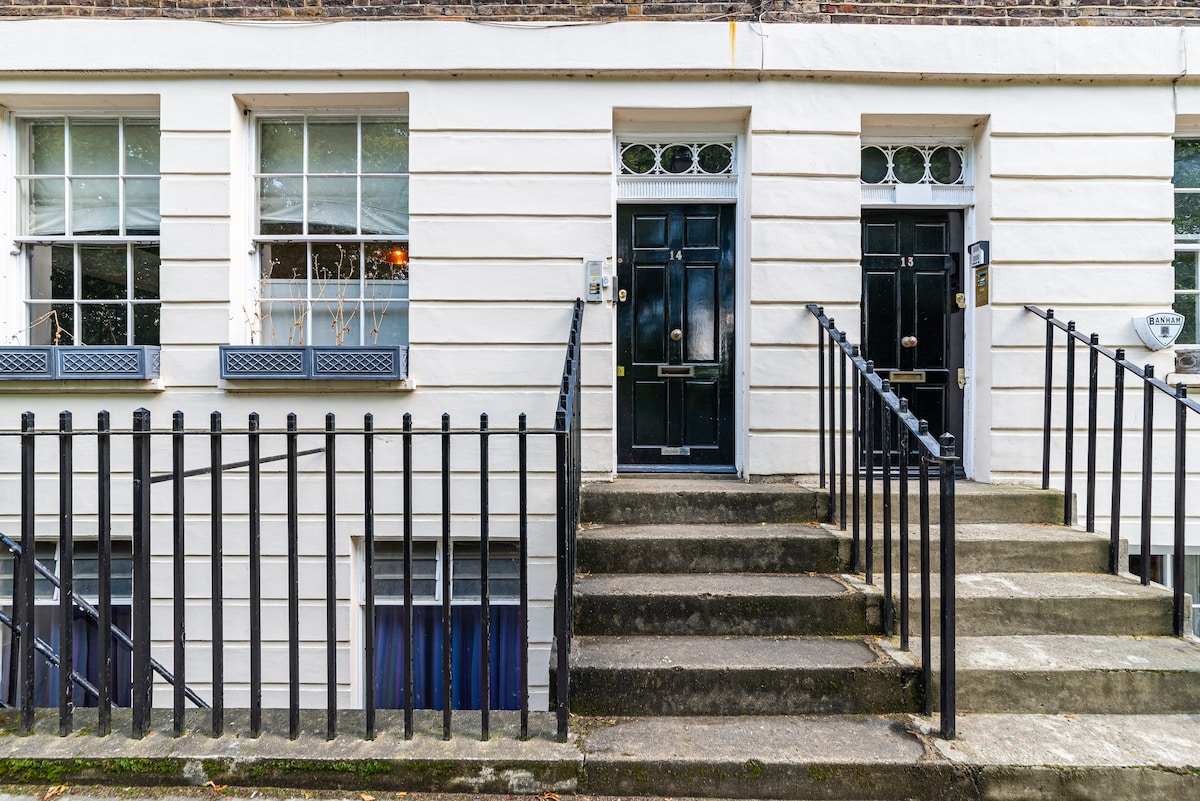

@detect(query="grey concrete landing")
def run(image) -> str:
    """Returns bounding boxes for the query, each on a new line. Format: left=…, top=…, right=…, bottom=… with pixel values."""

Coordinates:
left=864, top=522, right=1110, bottom=574
left=574, top=573, right=880, bottom=636
left=578, top=522, right=847, bottom=574
left=900, top=571, right=1175, bottom=635
left=883, top=635, right=1200, bottom=714
left=582, top=479, right=827, bottom=525
left=570, top=635, right=918, bottom=715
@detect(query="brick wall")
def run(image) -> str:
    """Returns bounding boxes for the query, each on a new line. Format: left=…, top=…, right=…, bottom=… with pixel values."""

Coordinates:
left=0, top=0, right=1197, bottom=26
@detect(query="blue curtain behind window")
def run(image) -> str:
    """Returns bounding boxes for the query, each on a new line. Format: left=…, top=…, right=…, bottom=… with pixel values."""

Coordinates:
left=1, top=607, right=132, bottom=707
left=374, top=605, right=520, bottom=710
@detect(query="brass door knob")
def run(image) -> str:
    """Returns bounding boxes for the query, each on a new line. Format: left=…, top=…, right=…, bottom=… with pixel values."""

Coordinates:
left=901, top=335, right=918, bottom=348
left=670, top=328, right=683, bottom=341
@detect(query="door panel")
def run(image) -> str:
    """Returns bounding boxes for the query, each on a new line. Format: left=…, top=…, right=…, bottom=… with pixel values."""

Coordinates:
left=861, top=210, right=964, bottom=464
left=618, top=204, right=735, bottom=469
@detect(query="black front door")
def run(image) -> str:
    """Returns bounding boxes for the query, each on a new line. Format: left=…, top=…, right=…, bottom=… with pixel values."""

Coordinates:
left=617, top=204, right=736, bottom=470
left=861, top=210, right=965, bottom=458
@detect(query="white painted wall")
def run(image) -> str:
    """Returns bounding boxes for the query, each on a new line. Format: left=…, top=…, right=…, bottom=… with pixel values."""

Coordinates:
left=0, top=19, right=1194, bottom=711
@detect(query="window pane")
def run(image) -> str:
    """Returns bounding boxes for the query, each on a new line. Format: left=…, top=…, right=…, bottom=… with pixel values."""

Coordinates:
left=80, top=246, right=128, bottom=300
left=123, top=121, right=160, bottom=175
left=307, top=176, right=358, bottom=235
left=260, top=243, right=308, bottom=345
left=30, top=120, right=65, bottom=175
left=70, top=121, right=120, bottom=175
left=374, top=541, right=437, bottom=601
left=73, top=541, right=133, bottom=601
left=26, top=304, right=74, bottom=346
left=361, top=120, right=409, bottom=173
left=71, top=177, right=120, bottom=235
left=28, top=178, right=67, bottom=236
left=124, top=178, right=160, bottom=235
left=28, top=244, right=74, bottom=301
left=452, top=542, right=520, bottom=601
left=310, top=243, right=362, bottom=345
left=133, top=304, right=160, bottom=346
left=1176, top=193, right=1200, bottom=240
left=364, top=243, right=408, bottom=346
left=361, top=176, right=409, bottom=236
left=307, top=120, right=357, bottom=173
left=1174, top=293, right=1197, bottom=345
left=80, top=303, right=128, bottom=345
left=1176, top=140, right=1200, bottom=189
left=133, top=246, right=160, bottom=299
left=259, top=176, right=303, bottom=236
left=259, top=119, right=304, bottom=174
left=0, top=543, right=61, bottom=600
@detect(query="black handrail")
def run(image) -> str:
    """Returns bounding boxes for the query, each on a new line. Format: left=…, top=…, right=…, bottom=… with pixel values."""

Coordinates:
left=807, top=303, right=959, bottom=739
left=553, top=298, right=585, bottom=743
left=1026, top=305, right=1197, bottom=635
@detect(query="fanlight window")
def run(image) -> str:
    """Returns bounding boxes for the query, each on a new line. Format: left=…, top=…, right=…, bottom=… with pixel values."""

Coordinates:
left=860, top=144, right=966, bottom=186
left=620, top=141, right=736, bottom=176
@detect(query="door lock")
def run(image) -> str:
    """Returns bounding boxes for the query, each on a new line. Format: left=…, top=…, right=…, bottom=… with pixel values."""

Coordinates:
left=670, top=328, right=683, bottom=341
left=618, top=289, right=628, bottom=302
left=901, top=335, right=918, bottom=348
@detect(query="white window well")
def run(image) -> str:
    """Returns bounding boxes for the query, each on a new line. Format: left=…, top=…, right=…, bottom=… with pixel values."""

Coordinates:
left=3, top=115, right=161, bottom=380
left=223, top=114, right=410, bottom=381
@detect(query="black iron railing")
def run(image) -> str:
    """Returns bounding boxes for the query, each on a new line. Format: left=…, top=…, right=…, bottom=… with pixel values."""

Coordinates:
left=808, top=304, right=959, bottom=739
left=1027, top=305, right=1197, bottom=636
left=0, top=299, right=585, bottom=742
left=553, top=298, right=584, bottom=743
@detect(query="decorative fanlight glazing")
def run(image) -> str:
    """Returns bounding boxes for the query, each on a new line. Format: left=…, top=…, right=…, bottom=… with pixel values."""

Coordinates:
left=860, top=144, right=966, bottom=186
left=620, top=141, right=736, bottom=176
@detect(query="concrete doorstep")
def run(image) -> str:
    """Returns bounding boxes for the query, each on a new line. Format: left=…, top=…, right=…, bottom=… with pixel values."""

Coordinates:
left=2, top=708, right=1200, bottom=799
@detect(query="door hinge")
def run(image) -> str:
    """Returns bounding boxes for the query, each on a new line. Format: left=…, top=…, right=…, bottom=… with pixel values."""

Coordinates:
left=958, top=368, right=967, bottom=390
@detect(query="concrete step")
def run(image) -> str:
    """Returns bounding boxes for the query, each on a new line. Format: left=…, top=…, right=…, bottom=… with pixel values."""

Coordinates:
left=581, top=478, right=827, bottom=524
left=883, top=634, right=1200, bottom=714
left=569, top=635, right=919, bottom=716
left=859, top=522, right=1111, bottom=574
left=579, top=714, right=964, bottom=799
left=581, top=713, right=1200, bottom=799
left=574, top=573, right=880, bottom=636
left=893, top=571, right=1175, bottom=636
left=824, top=479, right=1067, bottom=525
left=577, top=522, right=847, bottom=575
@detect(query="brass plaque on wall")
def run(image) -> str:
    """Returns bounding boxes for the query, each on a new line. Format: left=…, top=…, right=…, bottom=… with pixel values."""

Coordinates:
left=975, top=266, right=989, bottom=307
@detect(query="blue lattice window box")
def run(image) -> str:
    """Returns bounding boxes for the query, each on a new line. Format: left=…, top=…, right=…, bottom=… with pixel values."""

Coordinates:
left=220, top=345, right=407, bottom=381
left=0, top=346, right=160, bottom=380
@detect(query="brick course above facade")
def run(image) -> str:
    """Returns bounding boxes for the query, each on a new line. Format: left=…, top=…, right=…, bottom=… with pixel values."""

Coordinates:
left=1, top=0, right=1197, bottom=26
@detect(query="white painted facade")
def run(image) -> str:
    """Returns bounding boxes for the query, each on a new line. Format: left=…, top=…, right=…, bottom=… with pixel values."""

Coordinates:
left=0, top=19, right=1197, bottom=708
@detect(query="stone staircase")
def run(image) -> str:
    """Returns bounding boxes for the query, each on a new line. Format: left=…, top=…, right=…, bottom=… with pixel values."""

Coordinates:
left=570, top=477, right=1200, bottom=799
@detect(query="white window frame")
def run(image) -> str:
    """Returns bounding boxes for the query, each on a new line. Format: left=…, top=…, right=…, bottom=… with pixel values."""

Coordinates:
left=249, top=112, right=410, bottom=348
left=1173, top=138, right=1200, bottom=345
left=9, top=112, right=161, bottom=347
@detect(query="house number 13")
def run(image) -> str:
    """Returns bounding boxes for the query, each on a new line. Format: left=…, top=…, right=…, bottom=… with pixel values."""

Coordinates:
left=899, top=256, right=914, bottom=267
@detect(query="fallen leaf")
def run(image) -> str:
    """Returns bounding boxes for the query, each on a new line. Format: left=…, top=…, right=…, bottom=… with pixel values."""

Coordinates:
left=43, top=785, right=67, bottom=801
left=358, top=794, right=376, bottom=801
left=539, top=794, right=560, bottom=801
left=203, top=781, right=228, bottom=793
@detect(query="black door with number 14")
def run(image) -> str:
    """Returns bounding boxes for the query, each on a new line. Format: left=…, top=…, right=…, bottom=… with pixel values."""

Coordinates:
left=616, top=204, right=735, bottom=470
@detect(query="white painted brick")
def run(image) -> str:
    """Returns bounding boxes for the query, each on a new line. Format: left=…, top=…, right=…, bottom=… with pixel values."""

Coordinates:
left=990, top=135, right=1172, bottom=180
left=991, top=179, right=1171, bottom=222
left=414, top=174, right=612, bottom=216
left=746, top=432, right=821, bottom=476
left=990, top=221, right=1172, bottom=264
left=750, top=133, right=859, bottom=177
left=160, top=219, right=233, bottom=261
left=160, top=132, right=232, bottom=175
left=412, top=302, right=578, bottom=346
left=989, top=264, right=1172, bottom=306
left=160, top=86, right=238, bottom=133
left=411, top=131, right=612, bottom=175
left=415, top=261, right=586, bottom=302
left=413, top=218, right=611, bottom=260
left=160, top=176, right=232, bottom=218
left=160, top=262, right=232, bottom=304
left=750, top=176, right=860, bottom=219
left=750, top=262, right=860, bottom=305
left=751, top=219, right=861, bottom=263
